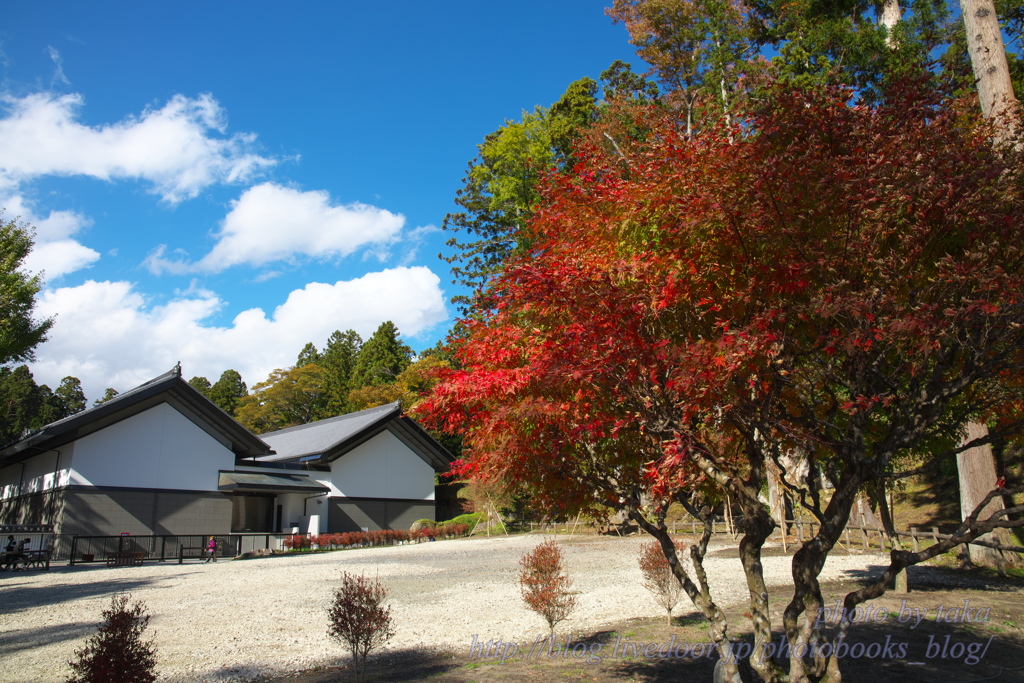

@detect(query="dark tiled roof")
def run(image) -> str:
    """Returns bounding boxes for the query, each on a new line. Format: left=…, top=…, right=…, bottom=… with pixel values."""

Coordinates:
left=258, top=402, right=401, bottom=461
left=256, top=401, right=453, bottom=472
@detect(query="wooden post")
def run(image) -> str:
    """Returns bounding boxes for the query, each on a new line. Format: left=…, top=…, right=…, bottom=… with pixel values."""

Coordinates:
left=910, top=527, right=919, bottom=553
left=797, top=520, right=805, bottom=543
left=862, top=527, right=869, bottom=550
left=844, top=528, right=851, bottom=547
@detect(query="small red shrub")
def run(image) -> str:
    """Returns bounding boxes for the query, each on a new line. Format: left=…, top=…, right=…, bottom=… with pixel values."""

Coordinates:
left=67, top=593, right=157, bottom=683
left=638, top=540, right=685, bottom=625
left=519, top=540, right=577, bottom=635
left=327, top=573, right=394, bottom=683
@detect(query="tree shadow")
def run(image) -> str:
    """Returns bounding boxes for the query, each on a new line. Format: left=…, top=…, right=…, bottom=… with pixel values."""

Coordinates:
left=0, top=570, right=173, bottom=614
left=225, top=647, right=462, bottom=682
left=0, top=620, right=95, bottom=655
left=838, top=563, right=1023, bottom=593
left=899, top=466, right=961, bottom=532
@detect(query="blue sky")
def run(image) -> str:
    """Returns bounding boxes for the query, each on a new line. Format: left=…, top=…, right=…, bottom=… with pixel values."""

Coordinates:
left=0, top=2, right=641, bottom=399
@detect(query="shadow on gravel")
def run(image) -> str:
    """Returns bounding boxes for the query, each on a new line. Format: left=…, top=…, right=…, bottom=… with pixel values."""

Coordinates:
left=0, top=573, right=165, bottom=613
left=247, top=647, right=462, bottom=682
left=0, top=620, right=94, bottom=655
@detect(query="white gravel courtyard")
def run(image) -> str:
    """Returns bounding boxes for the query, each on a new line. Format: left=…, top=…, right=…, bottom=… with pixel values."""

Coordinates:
left=0, top=534, right=890, bottom=682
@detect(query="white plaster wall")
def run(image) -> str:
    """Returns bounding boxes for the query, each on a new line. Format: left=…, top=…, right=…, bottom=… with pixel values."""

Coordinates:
left=1, top=464, right=21, bottom=500
left=0, top=447, right=73, bottom=500
left=277, top=492, right=309, bottom=531
left=329, top=429, right=434, bottom=500
left=70, top=403, right=234, bottom=491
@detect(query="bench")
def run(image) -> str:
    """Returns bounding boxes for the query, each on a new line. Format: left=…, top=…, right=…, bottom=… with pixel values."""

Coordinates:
left=20, top=549, right=51, bottom=570
left=2, top=550, right=51, bottom=571
left=179, top=546, right=211, bottom=563
left=105, top=551, right=146, bottom=567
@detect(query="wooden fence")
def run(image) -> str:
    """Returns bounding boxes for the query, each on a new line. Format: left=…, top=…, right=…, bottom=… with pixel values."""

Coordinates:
left=526, top=517, right=1021, bottom=558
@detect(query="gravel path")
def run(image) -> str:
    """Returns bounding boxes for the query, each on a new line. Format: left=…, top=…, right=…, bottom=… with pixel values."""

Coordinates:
left=0, top=534, right=890, bottom=682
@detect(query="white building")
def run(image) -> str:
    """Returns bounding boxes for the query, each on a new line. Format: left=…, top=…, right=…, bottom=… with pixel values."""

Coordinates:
left=0, top=367, right=453, bottom=538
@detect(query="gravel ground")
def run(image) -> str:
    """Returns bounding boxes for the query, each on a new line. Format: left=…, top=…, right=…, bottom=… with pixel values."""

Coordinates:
left=0, top=534, right=891, bottom=682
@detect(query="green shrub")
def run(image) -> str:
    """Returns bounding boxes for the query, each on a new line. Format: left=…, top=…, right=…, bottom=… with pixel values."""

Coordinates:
left=440, top=512, right=484, bottom=530
left=412, top=518, right=436, bottom=528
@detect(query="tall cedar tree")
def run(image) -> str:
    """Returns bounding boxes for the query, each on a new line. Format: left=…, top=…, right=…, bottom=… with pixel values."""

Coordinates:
left=55, top=376, right=87, bottom=416
left=296, top=342, right=321, bottom=367
left=951, top=0, right=1023, bottom=568
left=347, top=355, right=451, bottom=412
left=93, top=388, right=119, bottom=406
left=322, top=329, right=362, bottom=414
left=208, top=369, right=247, bottom=416
left=0, top=367, right=88, bottom=445
left=348, top=322, right=413, bottom=389
left=187, top=376, right=212, bottom=396
left=418, top=78, right=1024, bottom=683
left=0, top=365, right=43, bottom=445
left=0, top=216, right=53, bottom=365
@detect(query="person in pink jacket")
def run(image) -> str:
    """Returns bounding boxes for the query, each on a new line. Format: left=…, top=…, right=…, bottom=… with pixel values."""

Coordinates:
left=205, top=536, right=217, bottom=563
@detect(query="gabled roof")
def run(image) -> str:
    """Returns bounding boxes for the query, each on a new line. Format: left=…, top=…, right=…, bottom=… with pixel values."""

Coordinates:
left=255, top=401, right=453, bottom=472
left=0, top=367, right=270, bottom=465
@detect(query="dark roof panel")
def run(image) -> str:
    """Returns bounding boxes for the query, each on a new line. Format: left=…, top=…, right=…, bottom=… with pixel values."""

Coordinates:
left=218, top=471, right=329, bottom=493
left=257, top=402, right=400, bottom=461
left=256, top=401, right=454, bottom=472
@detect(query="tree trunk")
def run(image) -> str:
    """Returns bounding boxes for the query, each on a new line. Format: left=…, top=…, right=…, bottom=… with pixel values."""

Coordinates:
left=959, top=0, right=1021, bottom=143
left=957, top=422, right=1016, bottom=571
left=766, top=462, right=791, bottom=534
left=879, top=0, right=902, bottom=48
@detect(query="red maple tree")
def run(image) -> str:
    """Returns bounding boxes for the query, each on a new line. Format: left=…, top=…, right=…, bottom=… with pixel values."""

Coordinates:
left=417, top=76, right=1024, bottom=682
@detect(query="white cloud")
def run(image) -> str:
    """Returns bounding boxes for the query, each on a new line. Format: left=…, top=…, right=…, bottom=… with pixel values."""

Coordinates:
left=2, top=193, right=100, bottom=279
left=28, top=267, right=448, bottom=399
left=0, top=92, right=276, bottom=203
left=24, top=239, right=100, bottom=279
left=397, top=223, right=440, bottom=266
left=145, top=183, right=406, bottom=274
left=47, top=46, right=70, bottom=87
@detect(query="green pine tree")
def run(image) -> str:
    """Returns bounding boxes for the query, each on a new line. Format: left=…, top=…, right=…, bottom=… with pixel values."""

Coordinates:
left=349, top=322, right=412, bottom=390
left=322, top=329, right=362, bottom=414
left=208, top=370, right=247, bottom=416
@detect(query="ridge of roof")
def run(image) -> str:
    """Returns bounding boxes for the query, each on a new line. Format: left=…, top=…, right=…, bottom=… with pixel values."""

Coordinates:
left=261, top=401, right=401, bottom=437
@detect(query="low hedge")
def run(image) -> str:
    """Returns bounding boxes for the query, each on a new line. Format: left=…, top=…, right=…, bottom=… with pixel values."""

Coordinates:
left=283, top=524, right=472, bottom=552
